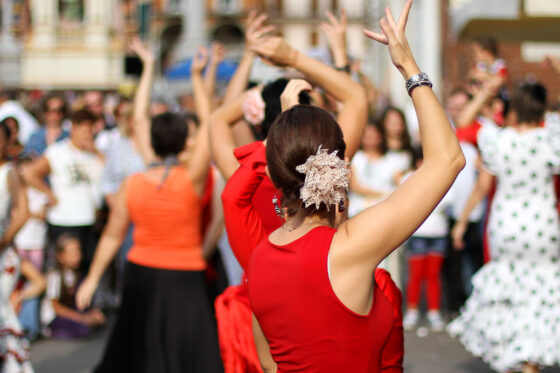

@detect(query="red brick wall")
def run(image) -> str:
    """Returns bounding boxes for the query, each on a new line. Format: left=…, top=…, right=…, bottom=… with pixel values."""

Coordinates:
left=440, top=1, right=560, bottom=104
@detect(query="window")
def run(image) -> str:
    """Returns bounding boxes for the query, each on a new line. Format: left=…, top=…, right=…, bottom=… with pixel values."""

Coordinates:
left=59, top=0, right=84, bottom=24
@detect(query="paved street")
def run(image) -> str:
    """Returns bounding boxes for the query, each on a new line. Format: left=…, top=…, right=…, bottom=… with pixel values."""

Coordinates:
left=30, top=321, right=555, bottom=373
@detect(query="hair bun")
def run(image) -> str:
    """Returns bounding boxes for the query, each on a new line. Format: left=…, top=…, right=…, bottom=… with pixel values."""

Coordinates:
left=295, top=145, right=349, bottom=210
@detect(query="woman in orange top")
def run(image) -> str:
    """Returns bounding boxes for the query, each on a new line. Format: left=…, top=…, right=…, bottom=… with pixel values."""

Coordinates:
left=75, top=39, right=223, bottom=373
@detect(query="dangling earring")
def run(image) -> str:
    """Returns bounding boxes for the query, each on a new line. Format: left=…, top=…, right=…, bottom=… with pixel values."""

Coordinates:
left=273, top=195, right=283, bottom=217
left=338, top=199, right=345, bottom=213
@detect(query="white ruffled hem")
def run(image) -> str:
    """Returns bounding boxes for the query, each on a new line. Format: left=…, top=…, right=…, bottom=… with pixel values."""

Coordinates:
left=447, top=260, right=560, bottom=372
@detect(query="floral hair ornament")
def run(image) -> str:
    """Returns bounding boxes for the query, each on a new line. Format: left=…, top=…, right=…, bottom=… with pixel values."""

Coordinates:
left=242, top=89, right=265, bottom=126
left=295, top=145, right=350, bottom=210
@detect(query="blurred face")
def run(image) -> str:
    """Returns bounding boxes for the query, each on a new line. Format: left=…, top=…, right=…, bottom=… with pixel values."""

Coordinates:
left=84, top=91, right=104, bottom=115
left=71, top=121, right=95, bottom=150
left=57, top=240, right=82, bottom=270
left=472, top=43, right=493, bottom=65
left=383, top=110, right=405, bottom=138
left=45, top=97, right=65, bottom=126
left=446, top=92, right=469, bottom=124
left=150, top=102, right=169, bottom=117
left=361, top=125, right=382, bottom=151
left=3, top=118, right=18, bottom=143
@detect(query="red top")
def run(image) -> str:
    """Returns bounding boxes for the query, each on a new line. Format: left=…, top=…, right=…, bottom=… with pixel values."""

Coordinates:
left=222, top=142, right=280, bottom=270
left=455, top=120, right=482, bottom=146
left=247, top=226, right=402, bottom=373
left=126, top=167, right=206, bottom=271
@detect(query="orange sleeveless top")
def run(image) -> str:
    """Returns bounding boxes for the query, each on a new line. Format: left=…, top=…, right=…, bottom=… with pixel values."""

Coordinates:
left=126, top=167, right=206, bottom=271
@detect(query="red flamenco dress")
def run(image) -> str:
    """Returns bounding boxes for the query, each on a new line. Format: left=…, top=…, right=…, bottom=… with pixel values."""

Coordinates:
left=216, top=141, right=404, bottom=372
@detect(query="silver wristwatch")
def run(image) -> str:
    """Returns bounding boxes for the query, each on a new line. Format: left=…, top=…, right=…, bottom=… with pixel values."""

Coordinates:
left=405, top=72, right=433, bottom=96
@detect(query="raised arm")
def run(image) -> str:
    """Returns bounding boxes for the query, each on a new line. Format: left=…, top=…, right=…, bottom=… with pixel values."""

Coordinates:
left=76, top=180, right=130, bottom=310
left=456, top=75, right=502, bottom=128
left=130, top=36, right=156, bottom=165
left=320, top=9, right=349, bottom=70
left=331, top=0, right=465, bottom=278
left=221, top=141, right=268, bottom=270
left=223, top=11, right=274, bottom=104
left=251, top=36, right=367, bottom=159
left=204, top=42, right=226, bottom=108
left=209, top=91, right=249, bottom=180
left=192, top=46, right=212, bottom=126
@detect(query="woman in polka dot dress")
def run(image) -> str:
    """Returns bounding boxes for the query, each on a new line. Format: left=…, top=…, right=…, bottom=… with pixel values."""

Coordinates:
left=448, top=83, right=560, bottom=373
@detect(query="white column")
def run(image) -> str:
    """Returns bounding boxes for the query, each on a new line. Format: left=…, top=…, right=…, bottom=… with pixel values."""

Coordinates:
left=30, top=0, right=56, bottom=48
left=85, top=0, right=111, bottom=48
left=175, top=0, right=207, bottom=60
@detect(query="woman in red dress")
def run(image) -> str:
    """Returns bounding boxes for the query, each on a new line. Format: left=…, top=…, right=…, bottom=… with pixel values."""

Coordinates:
left=235, top=2, right=465, bottom=371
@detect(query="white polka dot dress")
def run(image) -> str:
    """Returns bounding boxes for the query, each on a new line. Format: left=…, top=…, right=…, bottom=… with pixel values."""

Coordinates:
left=448, top=115, right=560, bottom=373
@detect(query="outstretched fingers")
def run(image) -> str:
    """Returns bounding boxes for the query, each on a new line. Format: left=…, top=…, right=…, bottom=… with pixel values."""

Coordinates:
left=384, top=6, right=397, bottom=29
left=363, top=29, right=388, bottom=45
left=398, top=0, right=413, bottom=31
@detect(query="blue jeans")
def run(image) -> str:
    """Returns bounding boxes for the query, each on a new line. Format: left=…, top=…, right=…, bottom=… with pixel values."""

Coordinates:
left=407, top=236, right=447, bottom=258
left=18, top=297, right=40, bottom=340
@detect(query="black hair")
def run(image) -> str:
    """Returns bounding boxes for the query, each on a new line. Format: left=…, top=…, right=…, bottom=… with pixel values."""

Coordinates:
left=411, top=145, right=423, bottom=168
left=260, top=78, right=311, bottom=139
left=0, top=121, right=12, bottom=141
left=150, top=112, right=188, bottom=157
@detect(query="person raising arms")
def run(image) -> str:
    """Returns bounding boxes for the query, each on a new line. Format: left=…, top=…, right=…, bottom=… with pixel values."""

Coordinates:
left=244, top=1, right=465, bottom=371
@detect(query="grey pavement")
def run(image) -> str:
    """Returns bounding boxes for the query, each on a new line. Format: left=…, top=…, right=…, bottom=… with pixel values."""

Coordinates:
left=30, top=323, right=553, bottom=373
left=28, top=258, right=557, bottom=373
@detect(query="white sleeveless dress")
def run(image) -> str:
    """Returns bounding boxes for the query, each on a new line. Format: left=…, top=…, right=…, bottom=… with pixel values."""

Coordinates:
left=0, top=163, right=34, bottom=373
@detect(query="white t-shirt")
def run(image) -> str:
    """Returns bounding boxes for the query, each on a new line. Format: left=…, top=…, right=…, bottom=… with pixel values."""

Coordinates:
left=14, top=188, right=48, bottom=250
left=45, top=139, right=104, bottom=226
left=404, top=171, right=455, bottom=237
left=348, top=150, right=411, bottom=217
left=448, top=142, right=485, bottom=222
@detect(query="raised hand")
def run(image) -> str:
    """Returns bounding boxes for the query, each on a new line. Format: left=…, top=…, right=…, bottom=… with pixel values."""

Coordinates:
left=543, top=55, right=560, bottom=74
left=209, top=42, right=226, bottom=67
left=246, top=10, right=275, bottom=51
left=320, top=10, right=347, bottom=67
left=363, top=0, right=418, bottom=79
left=251, top=36, right=297, bottom=68
left=129, top=35, right=154, bottom=65
left=281, top=79, right=312, bottom=112
left=191, top=46, right=209, bottom=75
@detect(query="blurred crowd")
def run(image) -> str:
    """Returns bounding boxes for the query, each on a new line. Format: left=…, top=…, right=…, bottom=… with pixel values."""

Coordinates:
left=0, top=7, right=558, bottom=373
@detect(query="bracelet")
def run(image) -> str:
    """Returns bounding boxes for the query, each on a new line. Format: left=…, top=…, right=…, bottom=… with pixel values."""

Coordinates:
left=406, top=72, right=433, bottom=96
left=336, top=64, right=351, bottom=73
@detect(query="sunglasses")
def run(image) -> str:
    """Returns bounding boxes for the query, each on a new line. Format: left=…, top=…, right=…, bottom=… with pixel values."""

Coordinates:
left=47, top=107, right=64, bottom=114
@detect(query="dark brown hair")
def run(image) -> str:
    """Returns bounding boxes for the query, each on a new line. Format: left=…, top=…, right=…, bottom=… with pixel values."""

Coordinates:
left=70, top=108, right=98, bottom=126
left=510, top=83, right=547, bottom=124
left=379, top=106, right=412, bottom=153
left=266, top=105, right=346, bottom=222
left=474, top=36, right=498, bottom=57
left=41, top=92, right=68, bottom=118
left=364, top=120, right=388, bottom=155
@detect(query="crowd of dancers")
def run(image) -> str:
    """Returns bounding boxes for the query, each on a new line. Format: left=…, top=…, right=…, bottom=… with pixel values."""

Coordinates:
left=0, top=1, right=559, bottom=372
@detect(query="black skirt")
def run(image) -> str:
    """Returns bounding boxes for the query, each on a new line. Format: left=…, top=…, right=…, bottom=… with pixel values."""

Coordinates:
left=95, top=262, right=224, bottom=373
